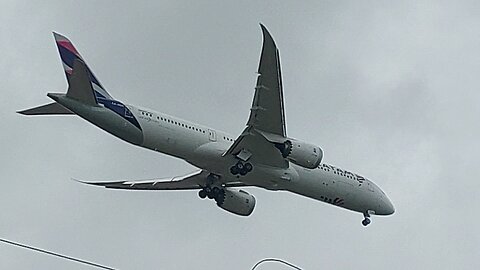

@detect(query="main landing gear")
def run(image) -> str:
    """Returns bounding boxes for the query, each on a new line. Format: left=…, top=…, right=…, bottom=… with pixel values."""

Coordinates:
left=198, top=186, right=225, bottom=204
left=230, top=161, right=253, bottom=176
left=362, top=212, right=371, bottom=227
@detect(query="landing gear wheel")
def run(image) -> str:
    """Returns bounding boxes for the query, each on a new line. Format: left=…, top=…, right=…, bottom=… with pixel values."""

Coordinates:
left=362, top=218, right=371, bottom=226
left=212, top=187, right=221, bottom=199
left=236, top=162, right=244, bottom=170
left=230, top=166, right=239, bottom=175
left=231, top=161, right=253, bottom=176
left=362, top=211, right=371, bottom=226
left=213, top=188, right=224, bottom=204
left=198, top=190, right=207, bottom=199
left=244, top=162, right=253, bottom=172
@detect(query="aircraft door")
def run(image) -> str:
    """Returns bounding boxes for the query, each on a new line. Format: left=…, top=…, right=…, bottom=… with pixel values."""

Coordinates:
left=208, top=129, right=217, bottom=142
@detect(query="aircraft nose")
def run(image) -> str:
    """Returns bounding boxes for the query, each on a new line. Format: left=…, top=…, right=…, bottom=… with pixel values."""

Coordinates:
left=372, top=191, right=395, bottom=215
left=379, top=196, right=395, bottom=215
left=370, top=181, right=395, bottom=215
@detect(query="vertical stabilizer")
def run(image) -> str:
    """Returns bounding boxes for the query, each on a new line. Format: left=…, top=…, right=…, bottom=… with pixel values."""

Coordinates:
left=66, top=59, right=98, bottom=105
left=53, top=32, right=114, bottom=101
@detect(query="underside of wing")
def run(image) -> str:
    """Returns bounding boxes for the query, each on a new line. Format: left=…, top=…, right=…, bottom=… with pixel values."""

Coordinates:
left=224, top=24, right=288, bottom=168
left=225, top=127, right=288, bottom=168
left=247, top=24, right=286, bottom=136
left=75, top=170, right=249, bottom=191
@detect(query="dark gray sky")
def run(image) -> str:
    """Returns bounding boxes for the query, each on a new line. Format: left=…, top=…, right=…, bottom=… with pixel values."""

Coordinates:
left=1, top=1, right=479, bottom=269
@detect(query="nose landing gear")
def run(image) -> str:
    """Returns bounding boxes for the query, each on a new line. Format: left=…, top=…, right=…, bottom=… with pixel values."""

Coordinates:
left=362, top=212, right=371, bottom=226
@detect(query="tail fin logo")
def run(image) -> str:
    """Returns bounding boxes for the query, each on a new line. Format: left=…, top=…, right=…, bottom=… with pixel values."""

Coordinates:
left=53, top=32, right=113, bottom=101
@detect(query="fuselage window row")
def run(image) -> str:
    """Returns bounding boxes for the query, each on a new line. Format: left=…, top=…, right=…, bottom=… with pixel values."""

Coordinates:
left=153, top=114, right=206, bottom=134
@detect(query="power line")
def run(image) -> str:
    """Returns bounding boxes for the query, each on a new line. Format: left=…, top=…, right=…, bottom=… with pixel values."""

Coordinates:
left=0, top=237, right=116, bottom=270
left=251, top=258, right=303, bottom=270
left=1, top=237, right=302, bottom=270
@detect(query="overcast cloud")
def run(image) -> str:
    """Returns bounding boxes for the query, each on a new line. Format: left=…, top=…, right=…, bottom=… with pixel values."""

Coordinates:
left=1, top=1, right=479, bottom=269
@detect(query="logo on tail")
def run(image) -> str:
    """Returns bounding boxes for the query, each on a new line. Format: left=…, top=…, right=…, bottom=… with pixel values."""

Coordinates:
left=19, top=33, right=142, bottom=131
left=53, top=32, right=113, bottom=101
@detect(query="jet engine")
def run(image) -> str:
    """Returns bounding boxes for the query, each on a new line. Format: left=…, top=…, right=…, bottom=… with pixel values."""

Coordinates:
left=275, top=139, right=323, bottom=169
left=216, top=188, right=256, bottom=216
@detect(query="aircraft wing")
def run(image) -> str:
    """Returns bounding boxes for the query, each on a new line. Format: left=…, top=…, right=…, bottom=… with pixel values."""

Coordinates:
left=248, top=24, right=286, bottom=136
left=224, top=24, right=288, bottom=168
left=75, top=170, right=248, bottom=190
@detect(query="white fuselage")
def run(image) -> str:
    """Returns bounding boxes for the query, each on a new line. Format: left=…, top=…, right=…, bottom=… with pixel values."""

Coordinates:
left=23, top=29, right=394, bottom=225
left=128, top=104, right=394, bottom=216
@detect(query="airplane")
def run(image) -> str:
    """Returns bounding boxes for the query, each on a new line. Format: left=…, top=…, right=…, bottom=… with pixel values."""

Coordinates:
left=18, top=24, right=394, bottom=226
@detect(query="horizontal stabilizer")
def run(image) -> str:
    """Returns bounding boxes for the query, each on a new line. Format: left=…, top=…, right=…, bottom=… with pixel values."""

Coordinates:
left=17, top=102, right=73, bottom=115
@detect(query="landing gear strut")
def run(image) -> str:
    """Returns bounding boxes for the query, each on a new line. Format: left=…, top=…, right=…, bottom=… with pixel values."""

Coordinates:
left=230, top=161, right=253, bottom=176
left=362, top=212, right=371, bottom=227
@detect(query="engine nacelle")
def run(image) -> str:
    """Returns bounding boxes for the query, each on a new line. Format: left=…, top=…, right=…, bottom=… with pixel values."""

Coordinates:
left=216, top=188, right=256, bottom=216
left=276, top=139, right=323, bottom=169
